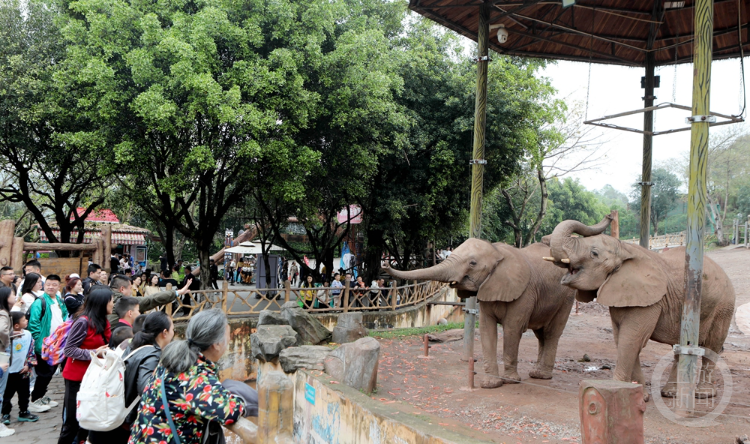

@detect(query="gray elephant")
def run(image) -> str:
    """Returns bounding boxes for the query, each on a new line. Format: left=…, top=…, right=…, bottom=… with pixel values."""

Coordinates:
left=546, top=213, right=735, bottom=400
left=384, top=238, right=576, bottom=388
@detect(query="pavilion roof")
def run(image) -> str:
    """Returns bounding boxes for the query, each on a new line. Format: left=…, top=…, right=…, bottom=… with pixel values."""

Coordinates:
left=411, top=0, right=748, bottom=67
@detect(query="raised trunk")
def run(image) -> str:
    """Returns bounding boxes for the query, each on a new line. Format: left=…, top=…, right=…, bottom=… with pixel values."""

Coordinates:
left=550, top=213, right=614, bottom=261
left=385, top=256, right=458, bottom=282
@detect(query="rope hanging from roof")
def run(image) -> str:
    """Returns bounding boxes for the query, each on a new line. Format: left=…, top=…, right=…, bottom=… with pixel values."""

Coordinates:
left=733, top=0, right=746, bottom=119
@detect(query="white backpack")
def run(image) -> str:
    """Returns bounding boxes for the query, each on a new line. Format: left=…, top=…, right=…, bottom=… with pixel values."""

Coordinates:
left=76, top=347, right=148, bottom=431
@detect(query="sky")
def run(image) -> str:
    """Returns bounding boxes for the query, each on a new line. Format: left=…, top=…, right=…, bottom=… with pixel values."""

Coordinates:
left=539, top=57, right=749, bottom=195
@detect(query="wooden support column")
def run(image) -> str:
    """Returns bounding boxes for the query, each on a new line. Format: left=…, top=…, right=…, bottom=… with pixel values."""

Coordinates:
left=11, top=237, right=24, bottom=274
left=101, top=225, right=112, bottom=272
left=640, top=53, right=655, bottom=249
left=0, top=220, right=15, bottom=267
left=464, top=1, right=489, bottom=363
left=678, top=0, right=713, bottom=413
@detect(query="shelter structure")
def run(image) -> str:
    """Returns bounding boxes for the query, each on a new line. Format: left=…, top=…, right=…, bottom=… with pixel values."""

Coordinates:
left=408, top=0, right=747, bottom=411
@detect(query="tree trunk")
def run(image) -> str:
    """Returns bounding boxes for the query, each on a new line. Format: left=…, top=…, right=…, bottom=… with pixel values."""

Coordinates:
left=525, top=168, right=549, bottom=246
left=197, top=245, right=211, bottom=290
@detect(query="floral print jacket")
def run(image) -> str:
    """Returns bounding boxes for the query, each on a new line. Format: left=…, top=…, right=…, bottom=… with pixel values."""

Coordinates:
left=128, top=355, right=246, bottom=444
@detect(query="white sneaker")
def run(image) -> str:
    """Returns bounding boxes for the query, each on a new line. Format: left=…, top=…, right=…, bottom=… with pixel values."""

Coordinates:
left=0, top=423, right=15, bottom=437
left=40, top=396, right=59, bottom=408
left=28, top=399, right=51, bottom=413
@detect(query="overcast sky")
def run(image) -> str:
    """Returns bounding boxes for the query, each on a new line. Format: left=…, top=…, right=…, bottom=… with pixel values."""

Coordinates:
left=539, top=57, right=750, bottom=195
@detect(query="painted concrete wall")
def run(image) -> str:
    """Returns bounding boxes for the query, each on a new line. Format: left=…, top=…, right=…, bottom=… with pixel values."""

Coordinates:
left=291, top=370, right=493, bottom=444
left=209, top=288, right=462, bottom=382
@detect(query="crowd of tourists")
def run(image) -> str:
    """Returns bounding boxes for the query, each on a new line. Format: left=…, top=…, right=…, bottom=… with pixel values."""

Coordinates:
left=0, top=260, right=258, bottom=442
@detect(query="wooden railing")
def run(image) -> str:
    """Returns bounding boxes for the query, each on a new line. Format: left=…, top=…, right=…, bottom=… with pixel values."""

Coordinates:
left=621, top=232, right=686, bottom=250
left=158, top=280, right=447, bottom=322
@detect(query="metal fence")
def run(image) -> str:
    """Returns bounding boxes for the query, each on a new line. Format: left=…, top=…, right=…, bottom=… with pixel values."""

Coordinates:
left=158, top=280, right=447, bottom=322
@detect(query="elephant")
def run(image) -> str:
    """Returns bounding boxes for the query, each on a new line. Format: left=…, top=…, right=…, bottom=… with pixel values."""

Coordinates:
left=383, top=238, right=576, bottom=389
left=546, top=213, right=735, bottom=400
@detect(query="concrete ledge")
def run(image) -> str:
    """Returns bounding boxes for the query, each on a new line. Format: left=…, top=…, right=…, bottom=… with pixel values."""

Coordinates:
left=292, top=370, right=495, bottom=444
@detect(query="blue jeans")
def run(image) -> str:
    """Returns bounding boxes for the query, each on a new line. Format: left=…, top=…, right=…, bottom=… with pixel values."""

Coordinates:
left=0, top=364, right=9, bottom=413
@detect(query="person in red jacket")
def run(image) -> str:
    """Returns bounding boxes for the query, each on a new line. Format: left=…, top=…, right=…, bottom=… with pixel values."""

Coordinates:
left=59, top=287, right=113, bottom=444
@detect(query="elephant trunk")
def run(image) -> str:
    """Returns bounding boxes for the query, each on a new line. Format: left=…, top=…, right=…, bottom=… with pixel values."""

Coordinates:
left=385, top=256, right=459, bottom=283
left=549, top=212, right=615, bottom=262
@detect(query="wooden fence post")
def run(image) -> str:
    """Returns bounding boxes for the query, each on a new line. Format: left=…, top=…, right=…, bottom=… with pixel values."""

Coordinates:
left=10, top=237, right=24, bottom=274
left=343, top=277, right=350, bottom=313
left=284, top=280, right=291, bottom=304
left=391, top=281, right=397, bottom=310
left=610, top=210, right=619, bottom=239
left=165, top=283, right=173, bottom=317
left=222, top=279, right=228, bottom=312
left=0, top=220, right=15, bottom=268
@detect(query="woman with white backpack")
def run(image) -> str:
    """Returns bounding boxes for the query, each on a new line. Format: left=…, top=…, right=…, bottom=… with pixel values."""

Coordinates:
left=87, top=311, right=174, bottom=444
left=58, top=288, right=112, bottom=444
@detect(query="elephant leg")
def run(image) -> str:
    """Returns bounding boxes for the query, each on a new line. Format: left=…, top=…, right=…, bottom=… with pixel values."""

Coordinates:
left=479, top=306, right=503, bottom=389
left=610, top=307, right=658, bottom=385
left=660, top=356, right=679, bottom=398
left=696, top=356, right=717, bottom=399
left=632, top=355, right=650, bottom=402
left=529, top=328, right=557, bottom=380
left=500, top=326, right=522, bottom=384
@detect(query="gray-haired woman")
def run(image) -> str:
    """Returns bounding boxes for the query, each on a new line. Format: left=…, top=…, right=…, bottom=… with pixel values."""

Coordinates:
left=128, top=309, right=250, bottom=444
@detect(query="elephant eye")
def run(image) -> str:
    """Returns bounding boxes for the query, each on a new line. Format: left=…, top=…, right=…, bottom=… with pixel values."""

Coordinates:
left=470, top=260, right=477, bottom=266
left=591, top=250, right=599, bottom=258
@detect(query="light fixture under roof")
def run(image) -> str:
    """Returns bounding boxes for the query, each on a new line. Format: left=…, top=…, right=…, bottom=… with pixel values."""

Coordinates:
left=664, top=1, right=686, bottom=8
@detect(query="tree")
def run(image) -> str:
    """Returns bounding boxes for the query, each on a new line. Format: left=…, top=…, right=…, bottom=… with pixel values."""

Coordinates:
left=538, top=177, right=610, bottom=237
left=0, top=0, right=112, bottom=251
left=630, top=168, right=681, bottom=237
left=59, top=0, right=341, bottom=284
left=486, top=103, right=606, bottom=247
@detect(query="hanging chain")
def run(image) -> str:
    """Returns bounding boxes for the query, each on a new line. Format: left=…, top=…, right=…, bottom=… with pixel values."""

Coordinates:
left=584, top=8, right=595, bottom=121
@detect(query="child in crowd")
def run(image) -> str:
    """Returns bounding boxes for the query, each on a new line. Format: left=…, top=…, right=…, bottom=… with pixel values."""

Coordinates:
left=2, top=312, right=43, bottom=426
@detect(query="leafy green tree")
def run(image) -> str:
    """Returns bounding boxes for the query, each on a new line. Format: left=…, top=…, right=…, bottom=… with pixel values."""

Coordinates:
left=0, top=0, right=112, bottom=250
left=539, top=177, right=610, bottom=236
left=630, top=168, right=681, bottom=237
left=58, top=0, right=340, bottom=283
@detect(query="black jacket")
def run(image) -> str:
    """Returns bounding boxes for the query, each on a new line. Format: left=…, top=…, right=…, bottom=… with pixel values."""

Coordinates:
left=123, top=344, right=161, bottom=425
left=81, top=277, right=100, bottom=296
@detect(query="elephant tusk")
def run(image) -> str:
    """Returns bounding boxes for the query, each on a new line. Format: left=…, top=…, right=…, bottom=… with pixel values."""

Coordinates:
left=560, top=258, right=570, bottom=264
left=542, top=257, right=555, bottom=262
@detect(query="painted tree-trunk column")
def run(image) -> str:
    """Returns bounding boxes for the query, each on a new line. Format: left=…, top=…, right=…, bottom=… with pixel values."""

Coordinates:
left=464, top=2, right=490, bottom=363
left=640, top=53, right=655, bottom=249
left=678, top=0, right=713, bottom=413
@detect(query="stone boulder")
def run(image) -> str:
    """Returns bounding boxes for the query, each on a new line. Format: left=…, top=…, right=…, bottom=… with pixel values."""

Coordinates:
left=324, top=337, right=380, bottom=394
left=250, top=325, right=301, bottom=362
left=281, top=304, right=332, bottom=345
left=332, top=312, right=367, bottom=344
left=278, top=345, right=332, bottom=373
left=258, top=310, right=289, bottom=326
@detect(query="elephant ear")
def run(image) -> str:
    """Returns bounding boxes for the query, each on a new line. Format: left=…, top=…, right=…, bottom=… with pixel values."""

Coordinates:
left=576, top=290, right=598, bottom=303
left=477, top=244, right=530, bottom=302
left=540, top=235, right=551, bottom=246
left=596, top=243, right=667, bottom=307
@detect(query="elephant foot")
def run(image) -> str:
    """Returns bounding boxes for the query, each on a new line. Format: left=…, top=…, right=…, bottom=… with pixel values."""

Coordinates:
left=529, top=369, right=553, bottom=380
left=480, top=375, right=504, bottom=389
left=502, top=373, right=521, bottom=384
left=695, top=383, right=717, bottom=399
left=661, top=382, right=677, bottom=398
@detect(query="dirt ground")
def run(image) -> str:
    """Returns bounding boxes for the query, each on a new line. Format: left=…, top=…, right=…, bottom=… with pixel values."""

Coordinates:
left=374, top=247, right=750, bottom=444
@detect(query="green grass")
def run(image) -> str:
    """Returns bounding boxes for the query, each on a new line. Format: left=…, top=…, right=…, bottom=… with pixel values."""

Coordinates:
left=368, top=322, right=475, bottom=339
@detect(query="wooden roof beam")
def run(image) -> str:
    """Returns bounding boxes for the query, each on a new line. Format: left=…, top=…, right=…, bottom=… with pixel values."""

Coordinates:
left=499, top=27, right=633, bottom=64
left=499, top=9, right=648, bottom=52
